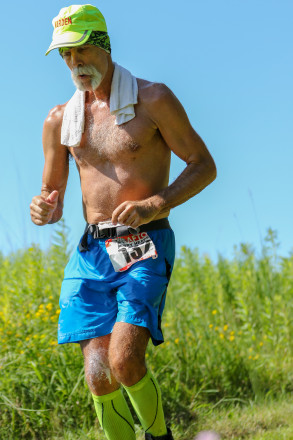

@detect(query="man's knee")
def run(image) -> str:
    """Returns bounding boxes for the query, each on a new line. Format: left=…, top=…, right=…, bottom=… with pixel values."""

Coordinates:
left=109, top=347, right=147, bottom=386
left=80, top=337, right=119, bottom=395
left=83, top=348, right=111, bottom=393
left=109, top=322, right=150, bottom=386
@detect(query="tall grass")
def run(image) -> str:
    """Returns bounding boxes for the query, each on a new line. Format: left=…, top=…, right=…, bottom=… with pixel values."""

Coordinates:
left=0, top=223, right=292, bottom=439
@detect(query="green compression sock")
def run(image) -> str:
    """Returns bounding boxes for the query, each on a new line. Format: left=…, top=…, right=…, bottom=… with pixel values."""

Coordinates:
left=92, top=388, right=136, bottom=440
left=123, top=370, right=167, bottom=437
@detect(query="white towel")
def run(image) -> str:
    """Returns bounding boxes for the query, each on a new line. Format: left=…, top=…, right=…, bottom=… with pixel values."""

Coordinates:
left=61, top=62, right=138, bottom=147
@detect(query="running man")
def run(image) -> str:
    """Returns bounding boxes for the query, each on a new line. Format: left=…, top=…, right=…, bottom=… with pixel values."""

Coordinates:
left=30, top=5, right=217, bottom=440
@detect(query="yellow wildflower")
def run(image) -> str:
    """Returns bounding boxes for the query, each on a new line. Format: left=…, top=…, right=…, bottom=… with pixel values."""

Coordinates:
left=164, top=323, right=170, bottom=328
left=230, top=331, right=235, bottom=336
left=219, top=333, right=224, bottom=339
left=253, top=354, right=259, bottom=360
left=55, top=310, right=61, bottom=315
left=259, top=341, right=263, bottom=347
left=214, top=326, right=219, bottom=331
left=229, top=335, right=235, bottom=341
left=212, top=310, right=217, bottom=315
left=209, top=324, right=213, bottom=329
left=248, top=355, right=252, bottom=360
left=223, top=325, right=228, bottom=331
left=174, top=338, right=179, bottom=344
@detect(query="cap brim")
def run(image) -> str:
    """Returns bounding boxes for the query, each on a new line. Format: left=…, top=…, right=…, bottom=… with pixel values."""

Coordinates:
left=45, top=30, right=91, bottom=56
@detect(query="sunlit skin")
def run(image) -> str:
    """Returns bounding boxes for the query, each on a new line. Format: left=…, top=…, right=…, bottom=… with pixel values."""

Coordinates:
left=30, top=44, right=217, bottom=394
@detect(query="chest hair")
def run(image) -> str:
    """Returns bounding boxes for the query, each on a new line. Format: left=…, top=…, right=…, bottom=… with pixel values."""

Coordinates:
left=86, top=114, right=140, bottom=161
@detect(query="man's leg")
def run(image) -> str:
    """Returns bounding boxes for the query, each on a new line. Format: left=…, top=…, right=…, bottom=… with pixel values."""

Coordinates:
left=80, top=334, right=136, bottom=440
left=109, top=322, right=169, bottom=438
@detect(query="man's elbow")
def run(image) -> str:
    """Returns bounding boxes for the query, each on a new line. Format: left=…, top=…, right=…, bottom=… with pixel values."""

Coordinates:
left=206, top=157, right=217, bottom=183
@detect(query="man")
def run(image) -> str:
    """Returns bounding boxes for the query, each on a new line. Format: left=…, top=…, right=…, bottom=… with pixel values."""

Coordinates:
left=30, top=4, right=216, bottom=440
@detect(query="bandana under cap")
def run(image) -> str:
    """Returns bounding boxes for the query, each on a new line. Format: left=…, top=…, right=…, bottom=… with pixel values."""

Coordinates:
left=58, top=30, right=111, bottom=56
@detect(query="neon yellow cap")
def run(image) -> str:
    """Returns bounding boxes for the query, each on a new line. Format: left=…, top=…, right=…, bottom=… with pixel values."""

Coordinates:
left=46, top=4, right=108, bottom=56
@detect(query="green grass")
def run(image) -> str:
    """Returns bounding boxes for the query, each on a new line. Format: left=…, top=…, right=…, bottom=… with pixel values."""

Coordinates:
left=0, top=223, right=292, bottom=439
left=49, top=397, right=293, bottom=439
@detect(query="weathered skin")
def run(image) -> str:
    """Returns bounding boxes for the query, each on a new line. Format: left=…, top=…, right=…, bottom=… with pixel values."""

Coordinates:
left=69, top=77, right=173, bottom=224
left=30, top=46, right=216, bottom=229
left=30, top=45, right=217, bottom=394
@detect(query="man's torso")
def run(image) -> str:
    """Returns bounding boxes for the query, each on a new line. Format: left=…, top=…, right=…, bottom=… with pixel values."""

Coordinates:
left=65, top=79, right=171, bottom=223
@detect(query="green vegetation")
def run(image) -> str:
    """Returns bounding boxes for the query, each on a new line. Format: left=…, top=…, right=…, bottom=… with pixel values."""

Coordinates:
left=0, top=223, right=292, bottom=439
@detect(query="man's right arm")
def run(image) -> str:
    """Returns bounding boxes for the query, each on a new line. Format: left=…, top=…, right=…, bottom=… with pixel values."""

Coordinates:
left=30, top=105, right=69, bottom=226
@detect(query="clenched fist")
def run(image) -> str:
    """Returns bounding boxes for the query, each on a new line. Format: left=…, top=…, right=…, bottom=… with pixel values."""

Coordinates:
left=30, top=190, right=59, bottom=226
left=111, top=198, right=162, bottom=229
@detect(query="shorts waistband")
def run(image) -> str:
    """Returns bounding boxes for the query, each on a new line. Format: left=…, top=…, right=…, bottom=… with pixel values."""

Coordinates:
left=79, top=218, right=170, bottom=252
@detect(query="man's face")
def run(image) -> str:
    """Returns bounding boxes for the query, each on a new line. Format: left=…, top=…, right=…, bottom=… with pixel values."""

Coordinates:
left=61, top=44, right=109, bottom=91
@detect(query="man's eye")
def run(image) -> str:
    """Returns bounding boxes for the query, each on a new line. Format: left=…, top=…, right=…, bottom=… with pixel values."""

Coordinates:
left=63, top=52, right=71, bottom=57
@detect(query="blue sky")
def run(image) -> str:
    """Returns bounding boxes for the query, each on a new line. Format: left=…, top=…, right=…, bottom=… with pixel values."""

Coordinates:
left=1, top=0, right=292, bottom=260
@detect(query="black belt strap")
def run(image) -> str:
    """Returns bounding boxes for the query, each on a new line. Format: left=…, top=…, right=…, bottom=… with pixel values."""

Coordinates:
left=79, top=218, right=171, bottom=252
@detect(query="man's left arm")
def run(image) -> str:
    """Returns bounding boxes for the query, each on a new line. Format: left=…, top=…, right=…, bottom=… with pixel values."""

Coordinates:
left=112, top=83, right=217, bottom=227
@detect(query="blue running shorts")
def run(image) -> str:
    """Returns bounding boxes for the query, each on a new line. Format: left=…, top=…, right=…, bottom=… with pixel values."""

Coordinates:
left=58, top=226, right=175, bottom=346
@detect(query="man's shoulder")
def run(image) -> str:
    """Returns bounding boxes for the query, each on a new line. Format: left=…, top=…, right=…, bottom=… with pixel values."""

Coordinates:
left=44, top=102, right=67, bottom=132
left=137, top=79, right=172, bottom=105
left=136, top=79, right=178, bottom=123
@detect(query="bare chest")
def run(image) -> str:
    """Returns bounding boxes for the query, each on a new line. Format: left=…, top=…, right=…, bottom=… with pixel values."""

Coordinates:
left=70, top=104, right=154, bottom=165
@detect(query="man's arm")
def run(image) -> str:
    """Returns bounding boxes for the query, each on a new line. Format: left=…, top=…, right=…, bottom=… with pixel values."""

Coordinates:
left=30, top=105, right=69, bottom=226
left=112, top=83, right=217, bottom=227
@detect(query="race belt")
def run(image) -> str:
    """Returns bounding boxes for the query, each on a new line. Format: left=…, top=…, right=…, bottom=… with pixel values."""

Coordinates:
left=79, top=218, right=170, bottom=252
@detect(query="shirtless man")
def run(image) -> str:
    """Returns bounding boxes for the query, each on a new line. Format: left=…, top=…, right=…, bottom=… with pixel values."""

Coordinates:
left=30, top=5, right=216, bottom=440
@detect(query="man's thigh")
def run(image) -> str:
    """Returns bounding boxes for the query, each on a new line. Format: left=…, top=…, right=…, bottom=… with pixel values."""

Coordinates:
left=114, top=228, right=176, bottom=347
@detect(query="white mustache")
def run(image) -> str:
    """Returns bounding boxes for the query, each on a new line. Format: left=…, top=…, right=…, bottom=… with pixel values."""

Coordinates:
left=71, top=64, right=103, bottom=91
left=71, top=65, right=99, bottom=77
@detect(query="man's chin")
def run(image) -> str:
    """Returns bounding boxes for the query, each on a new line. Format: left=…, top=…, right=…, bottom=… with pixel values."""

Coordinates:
left=72, top=78, right=91, bottom=92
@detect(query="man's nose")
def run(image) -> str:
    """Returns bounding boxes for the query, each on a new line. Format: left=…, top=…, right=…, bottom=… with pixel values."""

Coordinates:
left=70, top=51, right=83, bottom=68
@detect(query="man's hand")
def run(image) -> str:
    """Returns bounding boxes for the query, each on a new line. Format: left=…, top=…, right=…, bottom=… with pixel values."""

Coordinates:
left=111, top=198, right=162, bottom=228
left=30, top=190, right=59, bottom=226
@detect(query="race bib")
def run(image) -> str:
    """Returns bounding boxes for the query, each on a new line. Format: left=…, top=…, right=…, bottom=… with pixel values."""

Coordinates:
left=105, top=232, right=158, bottom=272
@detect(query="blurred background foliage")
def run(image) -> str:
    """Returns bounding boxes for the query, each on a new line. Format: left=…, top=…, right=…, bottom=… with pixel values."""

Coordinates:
left=0, top=222, right=292, bottom=439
